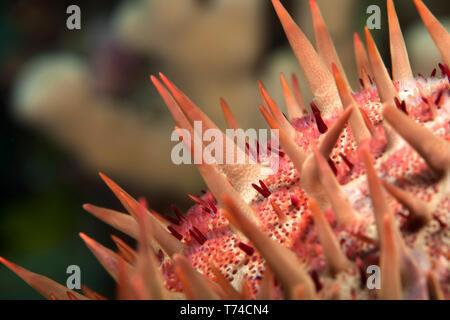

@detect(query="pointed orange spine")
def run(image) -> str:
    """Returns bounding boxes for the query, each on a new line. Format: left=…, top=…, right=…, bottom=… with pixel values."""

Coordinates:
left=309, top=0, right=349, bottom=85
left=309, top=198, right=353, bottom=275
left=176, top=122, right=261, bottom=226
left=427, top=270, right=445, bottom=300
left=270, top=198, right=286, bottom=221
left=291, top=73, right=309, bottom=114
left=220, top=98, right=240, bottom=130
left=413, top=0, right=450, bottom=67
left=80, top=232, right=132, bottom=281
left=151, top=75, right=193, bottom=131
left=81, top=284, right=107, bottom=300
left=134, top=204, right=167, bottom=299
left=381, top=180, right=431, bottom=231
left=222, top=194, right=316, bottom=299
left=111, top=235, right=137, bottom=264
left=354, top=32, right=373, bottom=82
left=280, top=73, right=305, bottom=119
left=271, top=0, right=342, bottom=116
left=210, top=265, right=241, bottom=300
left=98, top=172, right=186, bottom=256
left=255, top=267, right=276, bottom=300
left=259, top=80, right=296, bottom=138
left=83, top=204, right=138, bottom=239
left=379, top=215, right=402, bottom=300
left=301, top=106, right=353, bottom=207
left=312, top=145, right=356, bottom=227
left=387, top=0, right=413, bottom=80
left=259, top=105, right=307, bottom=173
left=332, top=63, right=371, bottom=143
left=159, top=73, right=219, bottom=132
left=383, top=104, right=450, bottom=175
left=0, top=256, right=88, bottom=300
left=174, top=254, right=220, bottom=300
left=365, top=27, right=397, bottom=103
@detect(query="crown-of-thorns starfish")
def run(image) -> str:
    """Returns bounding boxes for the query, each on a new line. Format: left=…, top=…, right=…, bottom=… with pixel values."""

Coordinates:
left=1, top=0, right=449, bottom=300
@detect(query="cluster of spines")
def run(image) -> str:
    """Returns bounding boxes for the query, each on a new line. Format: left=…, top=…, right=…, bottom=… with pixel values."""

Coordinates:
left=0, top=0, right=449, bottom=300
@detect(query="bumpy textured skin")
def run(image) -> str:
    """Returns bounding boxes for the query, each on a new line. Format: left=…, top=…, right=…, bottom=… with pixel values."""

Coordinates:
left=1, top=0, right=449, bottom=300
left=161, top=77, right=449, bottom=299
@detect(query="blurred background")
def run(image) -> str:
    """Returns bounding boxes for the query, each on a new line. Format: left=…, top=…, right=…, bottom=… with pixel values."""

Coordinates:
left=0, top=0, right=448, bottom=299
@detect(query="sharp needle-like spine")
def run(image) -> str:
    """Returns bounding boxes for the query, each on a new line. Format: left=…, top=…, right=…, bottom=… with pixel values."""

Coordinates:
left=280, top=73, right=306, bottom=119
left=379, top=215, right=403, bottom=300
left=256, top=267, right=276, bottom=300
left=309, top=0, right=349, bottom=86
left=111, top=235, right=137, bottom=264
left=301, top=107, right=353, bottom=206
left=365, top=27, right=397, bottom=103
left=387, top=0, right=413, bottom=80
left=80, top=232, right=133, bottom=281
left=210, top=265, right=241, bottom=300
left=270, top=198, right=286, bottom=221
left=259, top=105, right=307, bottom=174
left=309, top=198, right=353, bottom=275
left=159, top=73, right=219, bottom=132
left=81, top=284, right=107, bottom=300
left=312, top=146, right=356, bottom=227
left=259, top=81, right=296, bottom=139
left=134, top=204, right=167, bottom=299
left=354, top=32, right=373, bottom=82
left=174, top=126, right=260, bottom=225
left=156, top=74, right=264, bottom=198
left=222, top=194, right=316, bottom=299
left=291, top=73, right=309, bottom=115
left=427, top=270, right=444, bottom=300
left=220, top=98, right=240, bottom=130
left=98, top=172, right=186, bottom=256
left=0, top=257, right=88, bottom=300
left=174, top=254, right=220, bottom=300
left=83, top=204, right=138, bottom=239
left=332, top=63, right=371, bottom=143
left=151, top=75, right=193, bottom=131
left=362, top=146, right=397, bottom=242
left=383, top=104, right=450, bottom=175
left=318, top=106, right=353, bottom=158
left=381, top=180, right=431, bottom=231
left=271, top=0, right=342, bottom=116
